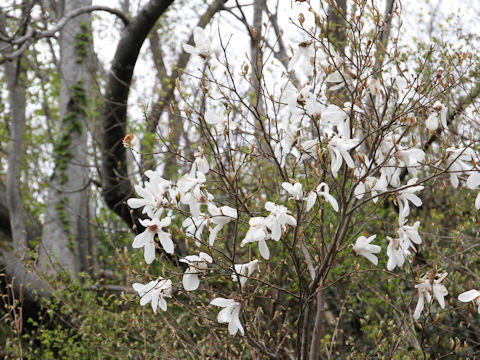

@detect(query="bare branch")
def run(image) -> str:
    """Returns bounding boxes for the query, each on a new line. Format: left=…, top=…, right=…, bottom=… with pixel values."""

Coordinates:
left=0, top=5, right=129, bottom=64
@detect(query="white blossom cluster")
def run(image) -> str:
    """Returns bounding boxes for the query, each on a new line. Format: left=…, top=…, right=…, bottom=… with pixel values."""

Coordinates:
left=128, top=139, right=266, bottom=336
left=127, top=26, right=480, bottom=335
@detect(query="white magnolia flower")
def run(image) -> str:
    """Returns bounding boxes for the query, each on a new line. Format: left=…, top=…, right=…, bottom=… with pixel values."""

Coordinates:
left=394, top=75, right=408, bottom=94
left=207, top=204, right=237, bottom=246
left=413, top=272, right=448, bottom=320
left=466, top=172, right=480, bottom=210
left=352, top=235, right=381, bottom=265
left=132, top=277, right=172, bottom=313
left=264, top=201, right=297, bottom=241
left=282, top=182, right=304, bottom=201
left=397, top=221, right=422, bottom=252
left=182, top=215, right=208, bottom=244
left=370, top=174, right=389, bottom=202
left=127, top=183, right=161, bottom=216
left=434, top=101, right=448, bottom=125
left=127, top=170, right=171, bottom=218
left=232, top=259, right=259, bottom=287
left=274, top=122, right=301, bottom=167
left=299, top=139, right=322, bottom=162
left=288, top=42, right=314, bottom=75
left=305, top=182, right=339, bottom=212
left=193, top=149, right=209, bottom=174
left=321, top=104, right=348, bottom=135
left=241, top=217, right=271, bottom=259
left=177, top=171, right=207, bottom=217
left=133, top=217, right=173, bottom=264
left=425, top=113, right=439, bottom=131
left=445, top=147, right=475, bottom=188
left=178, top=170, right=207, bottom=197
left=183, top=27, right=213, bottom=57
left=396, top=178, right=424, bottom=226
left=287, top=85, right=311, bottom=112
left=386, top=236, right=408, bottom=271
left=210, top=298, right=244, bottom=336
left=180, top=252, right=213, bottom=291
left=352, top=155, right=380, bottom=201
left=458, top=289, right=480, bottom=313
left=204, top=110, right=236, bottom=134
left=321, top=102, right=361, bottom=138
left=328, top=136, right=359, bottom=178
left=425, top=101, right=448, bottom=131
left=354, top=173, right=381, bottom=201
left=396, top=148, right=425, bottom=178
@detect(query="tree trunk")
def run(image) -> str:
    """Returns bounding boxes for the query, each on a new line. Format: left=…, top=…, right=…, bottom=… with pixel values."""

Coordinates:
left=250, top=0, right=264, bottom=113
left=38, top=0, right=92, bottom=278
left=101, top=0, right=173, bottom=229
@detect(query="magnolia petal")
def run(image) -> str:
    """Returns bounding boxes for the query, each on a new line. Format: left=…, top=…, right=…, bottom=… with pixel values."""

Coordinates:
left=406, top=193, right=423, bottom=207
left=361, top=251, right=378, bottom=265
left=199, top=252, right=213, bottom=263
left=144, top=241, right=156, bottom=264
left=217, top=307, right=233, bottom=324
left=183, top=43, right=196, bottom=54
left=127, top=198, right=148, bottom=209
left=151, top=290, right=159, bottom=312
left=195, top=157, right=210, bottom=174
left=270, top=223, right=282, bottom=241
left=231, top=307, right=244, bottom=335
left=221, top=206, right=237, bottom=219
left=323, top=193, right=339, bottom=212
left=183, top=273, right=200, bottom=291
left=140, top=291, right=153, bottom=306
left=354, top=182, right=365, bottom=199
left=258, top=239, right=270, bottom=260
left=354, top=235, right=369, bottom=248
left=425, top=114, right=438, bottom=131
left=228, top=319, right=239, bottom=335
left=132, top=283, right=145, bottom=294
left=434, top=288, right=446, bottom=309
left=285, top=215, right=297, bottom=227
left=466, top=172, right=480, bottom=189
left=458, top=289, right=480, bottom=302
left=159, top=233, right=174, bottom=254
left=209, top=224, right=223, bottom=246
left=450, top=173, right=459, bottom=189
left=340, top=149, right=355, bottom=169
left=160, top=216, right=172, bottom=228
left=413, top=294, right=424, bottom=319
left=210, top=297, right=234, bottom=307
left=158, top=297, right=167, bottom=312
left=132, top=230, right=153, bottom=248
left=367, top=244, right=381, bottom=254
left=282, top=182, right=293, bottom=193
left=331, top=151, right=342, bottom=178
left=387, top=256, right=396, bottom=271
left=305, top=192, right=317, bottom=211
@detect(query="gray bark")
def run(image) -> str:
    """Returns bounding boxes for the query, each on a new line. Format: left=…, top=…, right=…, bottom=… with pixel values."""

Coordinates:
left=1, top=17, right=28, bottom=260
left=250, top=0, right=264, bottom=113
left=38, top=0, right=92, bottom=277
left=0, top=5, right=49, bottom=302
